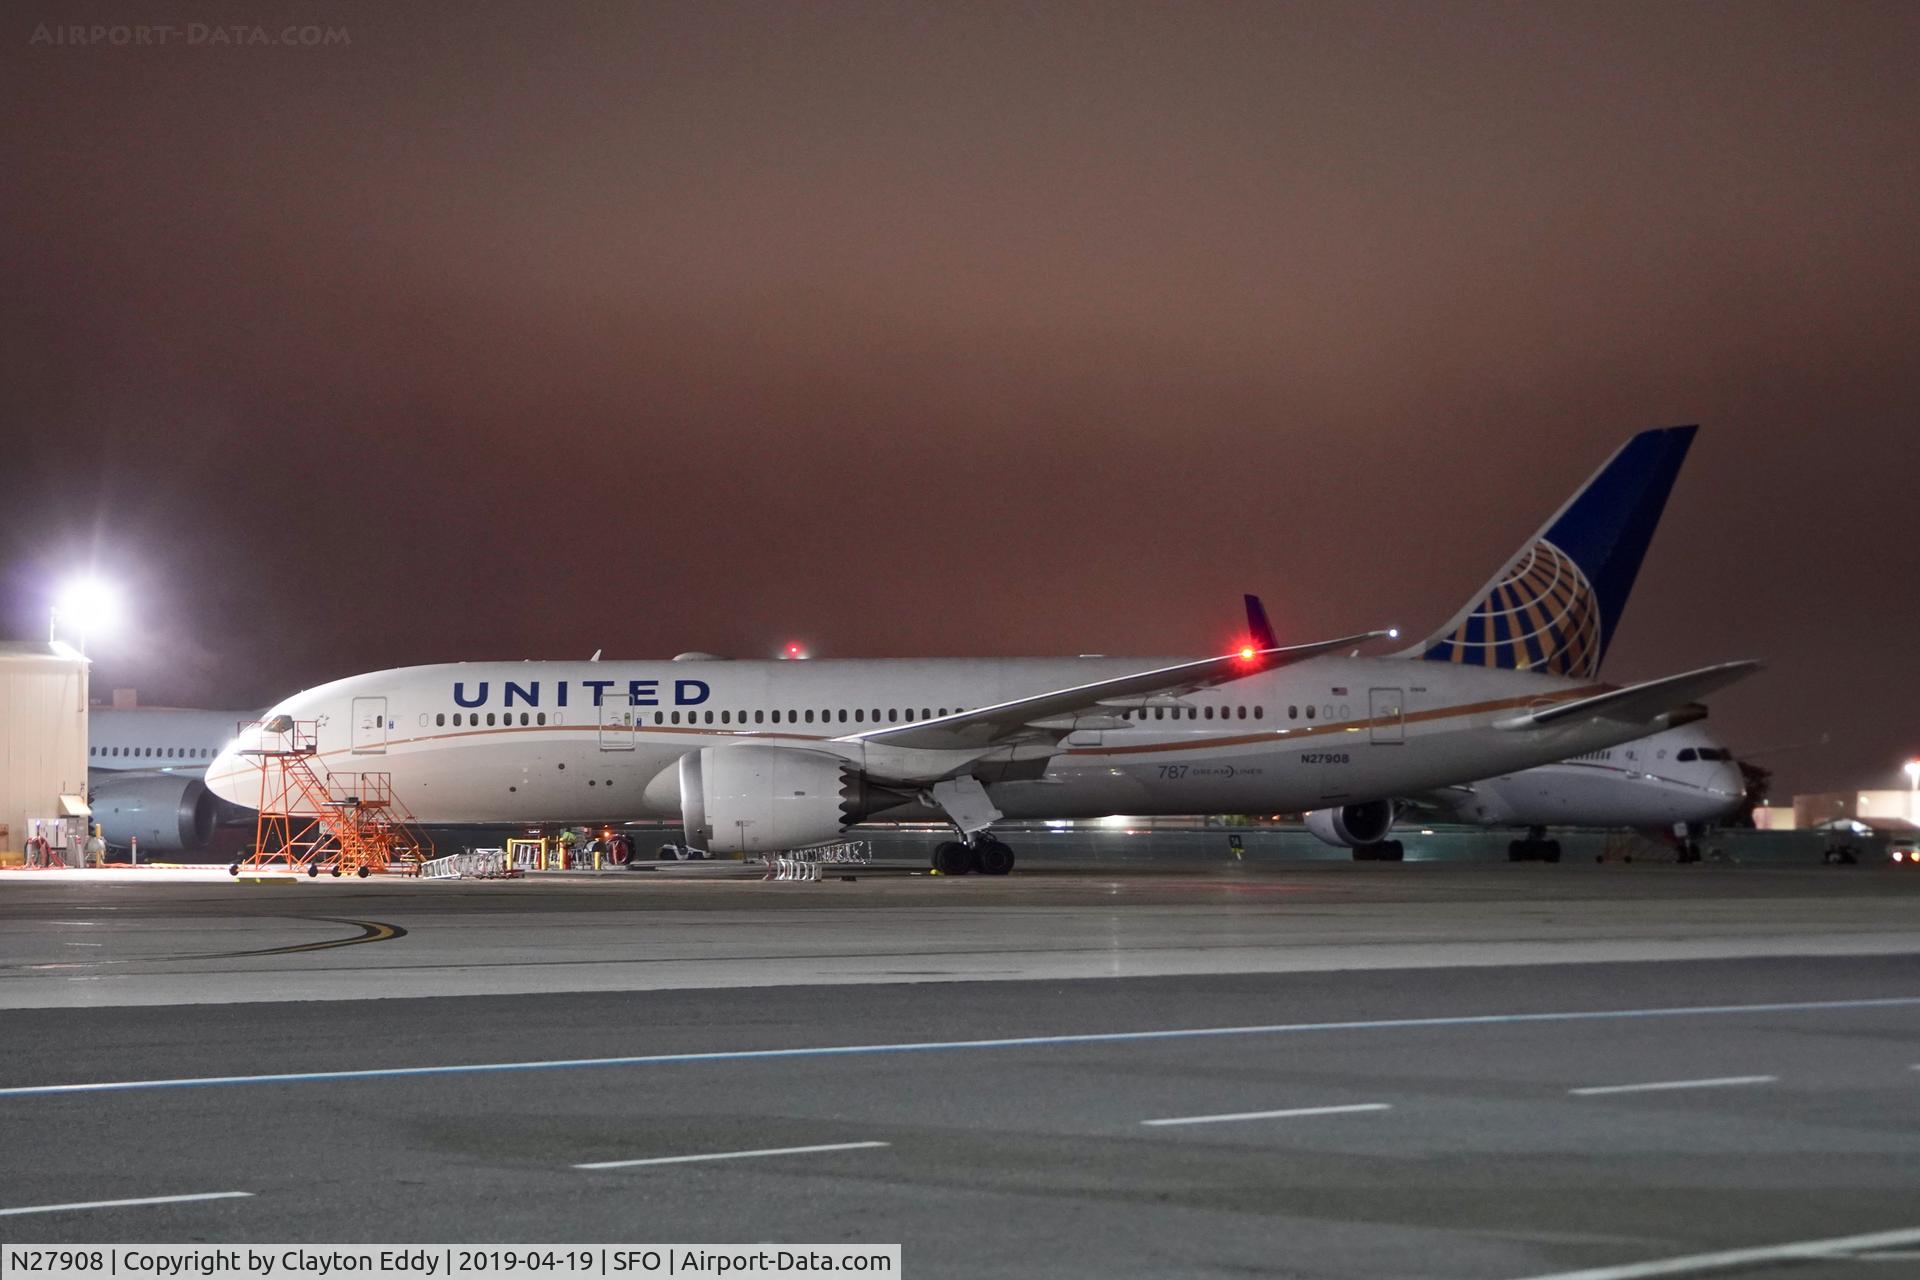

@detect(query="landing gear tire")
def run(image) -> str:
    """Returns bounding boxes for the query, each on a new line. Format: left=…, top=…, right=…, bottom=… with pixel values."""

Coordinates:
left=932, top=841, right=977, bottom=875
left=1509, top=839, right=1561, bottom=862
left=307, top=864, right=320, bottom=878
left=330, top=867, right=342, bottom=878
left=228, top=863, right=240, bottom=876
left=356, top=866, right=371, bottom=878
left=975, top=840, right=1016, bottom=876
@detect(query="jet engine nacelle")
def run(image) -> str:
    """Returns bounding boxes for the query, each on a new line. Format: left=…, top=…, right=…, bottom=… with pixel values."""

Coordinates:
left=90, top=774, right=216, bottom=853
left=1303, top=800, right=1396, bottom=849
left=679, top=745, right=882, bottom=854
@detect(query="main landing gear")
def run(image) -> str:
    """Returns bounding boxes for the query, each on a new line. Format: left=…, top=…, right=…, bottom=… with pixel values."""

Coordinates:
left=1508, top=827, right=1562, bottom=862
left=932, top=836, right=1016, bottom=876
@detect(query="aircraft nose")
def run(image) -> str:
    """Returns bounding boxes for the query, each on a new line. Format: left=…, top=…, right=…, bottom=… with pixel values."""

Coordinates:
left=1712, top=761, right=1747, bottom=801
left=205, top=725, right=263, bottom=807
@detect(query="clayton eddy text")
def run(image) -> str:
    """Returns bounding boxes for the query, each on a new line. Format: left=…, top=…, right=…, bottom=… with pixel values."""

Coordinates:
left=98, top=1253, right=433, bottom=1278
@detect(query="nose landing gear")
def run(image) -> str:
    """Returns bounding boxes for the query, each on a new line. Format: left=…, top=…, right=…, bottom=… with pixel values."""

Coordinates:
left=1508, top=826, right=1562, bottom=862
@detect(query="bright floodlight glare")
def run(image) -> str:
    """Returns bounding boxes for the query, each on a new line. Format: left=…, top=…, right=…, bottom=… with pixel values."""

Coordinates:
left=1905, top=759, right=1920, bottom=782
left=52, top=577, right=121, bottom=651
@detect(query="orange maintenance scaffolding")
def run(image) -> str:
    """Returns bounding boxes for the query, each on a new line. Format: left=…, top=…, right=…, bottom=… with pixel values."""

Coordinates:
left=230, top=719, right=434, bottom=878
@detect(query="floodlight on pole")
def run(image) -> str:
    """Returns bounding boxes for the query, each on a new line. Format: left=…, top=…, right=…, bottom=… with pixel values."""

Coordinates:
left=50, top=577, right=120, bottom=656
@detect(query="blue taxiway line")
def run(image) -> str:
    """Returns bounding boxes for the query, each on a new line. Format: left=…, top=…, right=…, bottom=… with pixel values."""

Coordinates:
left=4, top=995, right=1917, bottom=1100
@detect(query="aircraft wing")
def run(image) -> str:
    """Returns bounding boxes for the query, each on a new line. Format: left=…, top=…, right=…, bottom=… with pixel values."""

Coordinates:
left=1495, top=660, right=1763, bottom=731
left=842, top=630, right=1394, bottom=752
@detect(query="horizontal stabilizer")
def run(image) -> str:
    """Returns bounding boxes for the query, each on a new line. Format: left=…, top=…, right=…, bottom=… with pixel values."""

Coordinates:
left=1496, top=660, right=1763, bottom=731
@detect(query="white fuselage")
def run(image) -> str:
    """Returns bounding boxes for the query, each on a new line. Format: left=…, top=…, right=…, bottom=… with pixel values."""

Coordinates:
left=206, top=655, right=1712, bottom=828
left=87, top=708, right=254, bottom=777
left=1437, top=722, right=1745, bottom=829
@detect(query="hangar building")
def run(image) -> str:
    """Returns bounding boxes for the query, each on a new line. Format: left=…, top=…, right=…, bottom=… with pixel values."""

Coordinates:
left=0, top=641, right=90, bottom=864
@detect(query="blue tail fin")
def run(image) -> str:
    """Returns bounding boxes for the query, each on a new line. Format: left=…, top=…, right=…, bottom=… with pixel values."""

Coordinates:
left=1244, top=594, right=1280, bottom=650
left=1407, top=424, right=1697, bottom=677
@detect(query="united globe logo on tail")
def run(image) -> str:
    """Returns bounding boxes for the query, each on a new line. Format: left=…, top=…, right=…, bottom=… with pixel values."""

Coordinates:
left=1406, top=424, right=1698, bottom=679
left=1421, top=539, right=1602, bottom=678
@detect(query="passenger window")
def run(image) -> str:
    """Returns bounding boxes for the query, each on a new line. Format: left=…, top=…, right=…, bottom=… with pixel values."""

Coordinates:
left=704, top=711, right=713, bottom=724
left=805, top=710, right=815, bottom=723
left=854, top=709, right=864, bottom=723
left=436, top=713, right=446, bottom=727
left=922, top=708, right=931, bottom=720
left=1238, top=706, right=1248, bottom=720
left=487, top=713, right=497, bottom=726
left=538, top=713, right=547, bottom=726
left=521, top=713, right=531, bottom=726
left=1253, top=706, right=1262, bottom=719
left=755, top=710, right=764, bottom=724
left=1306, top=706, right=1315, bottom=720
left=837, top=710, right=848, bottom=723
left=671, top=711, right=682, bottom=724
left=1204, top=707, right=1214, bottom=720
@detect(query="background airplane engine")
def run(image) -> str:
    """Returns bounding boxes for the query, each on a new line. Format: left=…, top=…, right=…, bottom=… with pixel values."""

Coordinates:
left=1303, top=800, right=1396, bottom=849
left=90, top=774, right=217, bottom=853
left=679, top=745, right=879, bottom=854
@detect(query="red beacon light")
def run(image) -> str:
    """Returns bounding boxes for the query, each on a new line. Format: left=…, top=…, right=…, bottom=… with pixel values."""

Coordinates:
left=1238, top=645, right=1257, bottom=661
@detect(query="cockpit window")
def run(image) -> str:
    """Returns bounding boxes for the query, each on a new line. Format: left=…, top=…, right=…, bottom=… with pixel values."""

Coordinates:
left=1677, top=748, right=1697, bottom=761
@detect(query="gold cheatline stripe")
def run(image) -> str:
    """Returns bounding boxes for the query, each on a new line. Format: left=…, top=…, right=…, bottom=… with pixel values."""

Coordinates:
left=295, top=683, right=1610, bottom=765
